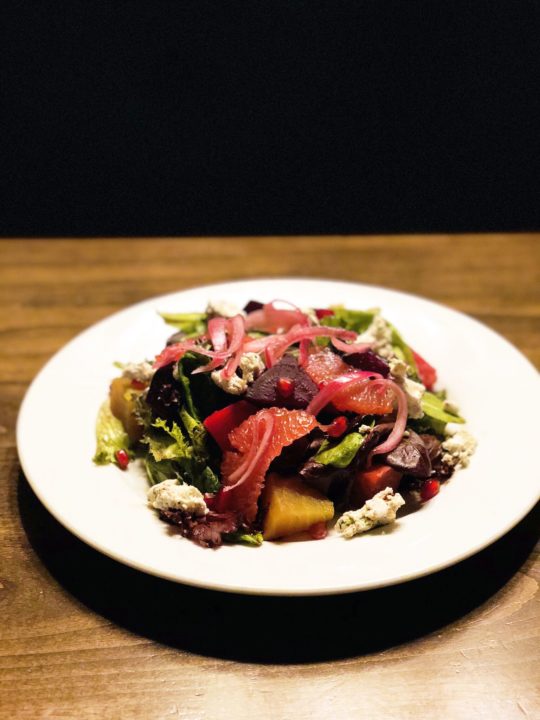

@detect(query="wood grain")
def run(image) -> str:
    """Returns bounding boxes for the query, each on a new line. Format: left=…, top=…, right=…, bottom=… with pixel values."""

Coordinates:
left=0, top=235, right=539, bottom=720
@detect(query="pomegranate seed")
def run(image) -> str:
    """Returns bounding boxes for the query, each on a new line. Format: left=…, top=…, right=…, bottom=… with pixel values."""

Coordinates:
left=420, top=479, right=440, bottom=502
left=314, top=308, right=335, bottom=319
left=115, top=449, right=130, bottom=470
left=276, top=377, right=294, bottom=397
left=308, top=521, right=328, bottom=540
left=131, top=379, right=146, bottom=390
left=326, top=415, right=348, bottom=437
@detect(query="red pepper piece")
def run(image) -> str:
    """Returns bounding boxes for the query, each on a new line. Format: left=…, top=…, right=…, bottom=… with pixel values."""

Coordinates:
left=203, top=400, right=258, bottom=451
left=115, top=449, right=130, bottom=470
left=326, top=415, right=348, bottom=437
left=420, top=479, right=440, bottom=502
left=412, top=350, right=437, bottom=390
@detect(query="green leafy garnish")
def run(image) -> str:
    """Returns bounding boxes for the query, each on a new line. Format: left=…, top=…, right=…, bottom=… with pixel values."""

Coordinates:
left=93, top=400, right=130, bottom=465
left=143, top=457, right=182, bottom=485
left=321, top=306, right=375, bottom=334
left=147, top=418, right=189, bottom=461
left=176, top=352, right=231, bottom=421
left=419, top=391, right=465, bottom=435
left=175, top=355, right=200, bottom=419
left=159, top=311, right=207, bottom=337
left=145, top=418, right=219, bottom=493
left=223, top=531, right=264, bottom=546
left=388, top=323, right=418, bottom=376
left=314, top=432, right=365, bottom=468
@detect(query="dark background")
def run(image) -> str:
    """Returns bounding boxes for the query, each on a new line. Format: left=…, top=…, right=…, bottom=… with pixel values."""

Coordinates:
left=2, top=1, right=539, bottom=237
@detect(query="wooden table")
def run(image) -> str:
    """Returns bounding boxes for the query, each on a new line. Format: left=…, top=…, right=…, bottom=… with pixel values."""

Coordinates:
left=1, top=235, right=539, bottom=720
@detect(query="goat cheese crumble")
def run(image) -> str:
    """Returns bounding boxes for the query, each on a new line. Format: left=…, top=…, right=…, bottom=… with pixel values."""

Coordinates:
left=122, top=361, right=155, bottom=384
left=206, top=299, right=245, bottom=319
left=336, top=488, right=405, bottom=538
left=441, top=423, right=477, bottom=469
left=389, top=358, right=425, bottom=419
left=147, top=479, right=208, bottom=516
left=356, top=312, right=396, bottom=361
left=211, top=352, right=265, bottom=395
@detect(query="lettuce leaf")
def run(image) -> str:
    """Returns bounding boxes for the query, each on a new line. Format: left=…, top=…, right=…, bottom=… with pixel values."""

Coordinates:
left=146, top=418, right=190, bottom=461
left=143, top=457, right=182, bottom=485
left=314, top=432, right=365, bottom=468
left=93, top=400, right=130, bottom=465
left=417, top=391, right=465, bottom=435
left=388, top=323, right=418, bottom=376
left=159, top=311, right=207, bottom=337
left=145, top=418, right=219, bottom=493
left=176, top=352, right=231, bottom=421
left=223, top=531, right=264, bottom=546
left=321, top=306, right=375, bottom=333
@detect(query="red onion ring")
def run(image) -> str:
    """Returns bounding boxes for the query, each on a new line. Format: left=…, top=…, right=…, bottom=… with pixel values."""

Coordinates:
left=221, top=315, right=247, bottom=378
left=207, top=317, right=228, bottom=352
left=369, top=380, right=408, bottom=457
left=153, top=340, right=205, bottom=369
left=330, top=337, right=372, bottom=355
left=245, top=300, right=307, bottom=333
left=190, top=314, right=246, bottom=376
left=267, top=324, right=358, bottom=365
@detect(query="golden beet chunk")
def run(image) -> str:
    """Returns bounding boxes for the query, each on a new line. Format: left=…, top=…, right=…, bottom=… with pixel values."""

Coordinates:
left=109, top=376, right=143, bottom=442
left=262, top=473, right=334, bottom=540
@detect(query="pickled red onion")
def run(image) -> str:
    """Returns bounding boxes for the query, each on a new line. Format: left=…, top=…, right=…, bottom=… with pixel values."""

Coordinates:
left=267, top=325, right=358, bottom=367
left=331, top=337, right=372, bottom=355
left=153, top=340, right=206, bottom=369
left=221, top=315, right=247, bottom=378
left=369, top=380, right=408, bottom=457
left=245, top=300, right=308, bottom=333
left=208, top=317, right=228, bottom=352
left=191, top=314, right=246, bottom=376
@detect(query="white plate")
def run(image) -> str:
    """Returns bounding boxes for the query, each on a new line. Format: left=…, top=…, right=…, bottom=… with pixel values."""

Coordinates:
left=17, top=279, right=540, bottom=595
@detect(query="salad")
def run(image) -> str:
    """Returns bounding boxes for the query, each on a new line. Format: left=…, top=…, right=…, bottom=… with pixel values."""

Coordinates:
left=94, top=299, right=476, bottom=548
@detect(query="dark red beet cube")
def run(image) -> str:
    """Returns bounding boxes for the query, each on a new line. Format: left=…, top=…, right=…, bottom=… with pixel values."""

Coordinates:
left=246, top=355, right=318, bottom=410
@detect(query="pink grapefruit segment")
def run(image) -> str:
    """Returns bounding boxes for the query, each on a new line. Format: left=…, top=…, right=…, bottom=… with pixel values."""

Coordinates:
left=304, top=349, right=394, bottom=415
left=220, top=407, right=318, bottom=522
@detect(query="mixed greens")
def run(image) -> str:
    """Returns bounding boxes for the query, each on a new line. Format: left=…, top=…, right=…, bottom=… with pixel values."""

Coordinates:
left=94, top=299, right=476, bottom=547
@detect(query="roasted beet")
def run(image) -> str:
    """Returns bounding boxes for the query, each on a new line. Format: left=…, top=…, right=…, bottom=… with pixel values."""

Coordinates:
left=243, top=300, right=264, bottom=314
left=419, top=434, right=442, bottom=461
left=246, top=355, right=318, bottom=410
left=343, top=349, right=390, bottom=377
left=146, top=364, right=182, bottom=421
left=385, top=430, right=432, bottom=478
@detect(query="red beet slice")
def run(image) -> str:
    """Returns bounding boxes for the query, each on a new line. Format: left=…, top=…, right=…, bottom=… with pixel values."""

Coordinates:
left=245, top=355, right=318, bottom=410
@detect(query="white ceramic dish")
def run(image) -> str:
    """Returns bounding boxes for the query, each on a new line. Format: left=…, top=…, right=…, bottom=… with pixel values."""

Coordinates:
left=17, top=279, right=540, bottom=595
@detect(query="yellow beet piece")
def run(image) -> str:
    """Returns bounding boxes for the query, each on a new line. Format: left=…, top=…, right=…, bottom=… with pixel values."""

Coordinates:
left=109, top=377, right=143, bottom=442
left=262, top=473, right=334, bottom=540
